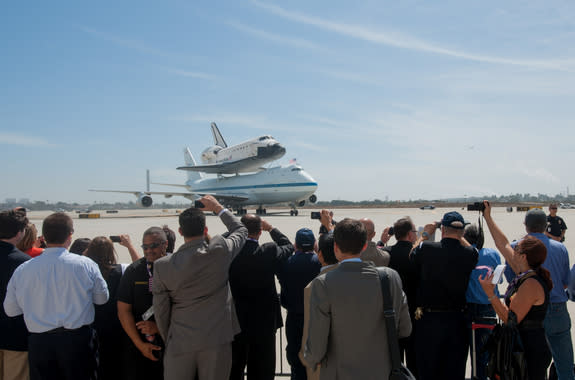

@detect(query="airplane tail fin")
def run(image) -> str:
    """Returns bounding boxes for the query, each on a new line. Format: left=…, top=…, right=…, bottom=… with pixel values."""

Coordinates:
left=211, top=122, right=227, bottom=148
left=183, top=148, right=204, bottom=182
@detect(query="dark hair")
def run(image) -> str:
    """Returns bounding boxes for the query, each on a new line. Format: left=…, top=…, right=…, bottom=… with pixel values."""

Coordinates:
left=393, top=217, right=413, bottom=240
left=85, top=236, right=117, bottom=280
left=162, top=225, right=176, bottom=253
left=318, top=232, right=337, bottom=265
left=517, top=236, right=553, bottom=290
left=179, top=208, right=206, bottom=238
left=464, top=224, right=484, bottom=250
left=69, top=238, right=92, bottom=255
left=334, top=218, right=367, bottom=255
left=143, top=226, right=167, bottom=242
left=241, top=214, right=262, bottom=236
left=42, top=213, right=73, bottom=244
left=16, top=224, right=38, bottom=251
left=0, top=209, right=29, bottom=240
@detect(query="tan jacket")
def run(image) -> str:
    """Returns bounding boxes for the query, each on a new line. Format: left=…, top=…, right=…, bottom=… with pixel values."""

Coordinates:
left=360, top=241, right=390, bottom=267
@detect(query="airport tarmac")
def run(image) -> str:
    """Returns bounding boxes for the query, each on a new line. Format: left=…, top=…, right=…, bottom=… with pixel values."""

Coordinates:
left=24, top=207, right=575, bottom=378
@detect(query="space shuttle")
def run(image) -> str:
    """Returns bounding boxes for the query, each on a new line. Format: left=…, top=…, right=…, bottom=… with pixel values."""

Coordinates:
left=177, top=123, right=286, bottom=174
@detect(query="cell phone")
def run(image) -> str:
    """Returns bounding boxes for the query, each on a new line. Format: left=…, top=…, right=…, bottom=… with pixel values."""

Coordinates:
left=142, top=306, right=154, bottom=321
left=491, top=264, right=505, bottom=284
left=109, top=236, right=121, bottom=243
left=310, top=212, right=321, bottom=219
left=388, top=227, right=394, bottom=236
left=194, top=200, right=204, bottom=208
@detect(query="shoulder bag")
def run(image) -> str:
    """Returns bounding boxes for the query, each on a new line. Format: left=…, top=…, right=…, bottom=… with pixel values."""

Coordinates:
left=377, top=268, right=416, bottom=380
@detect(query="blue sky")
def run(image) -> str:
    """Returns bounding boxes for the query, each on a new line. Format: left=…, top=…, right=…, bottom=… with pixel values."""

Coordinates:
left=1, top=1, right=574, bottom=204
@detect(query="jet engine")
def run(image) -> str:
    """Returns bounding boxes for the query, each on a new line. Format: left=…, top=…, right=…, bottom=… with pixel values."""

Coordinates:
left=309, top=194, right=317, bottom=203
left=298, top=200, right=306, bottom=207
left=201, top=146, right=223, bottom=164
left=137, top=193, right=153, bottom=207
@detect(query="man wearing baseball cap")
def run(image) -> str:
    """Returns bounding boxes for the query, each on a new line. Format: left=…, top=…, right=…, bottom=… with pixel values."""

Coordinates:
left=410, top=211, right=478, bottom=379
left=277, top=228, right=321, bottom=380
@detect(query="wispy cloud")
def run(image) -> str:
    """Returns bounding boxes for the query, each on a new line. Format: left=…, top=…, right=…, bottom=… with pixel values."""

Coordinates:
left=80, top=26, right=187, bottom=59
left=166, top=68, right=217, bottom=81
left=250, top=1, right=575, bottom=71
left=225, top=21, right=323, bottom=51
left=0, top=134, right=54, bottom=147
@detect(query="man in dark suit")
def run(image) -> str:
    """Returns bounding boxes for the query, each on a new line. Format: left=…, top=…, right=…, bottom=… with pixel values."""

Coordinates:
left=229, top=214, right=294, bottom=380
left=303, top=218, right=411, bottom=380
left=0, top=209, right=30, bottom=380
left=152, top=195, right=247, bottom=380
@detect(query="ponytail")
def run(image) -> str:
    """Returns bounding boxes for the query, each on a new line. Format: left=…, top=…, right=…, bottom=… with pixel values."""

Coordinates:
left=535, top=266, right=553, bottom=291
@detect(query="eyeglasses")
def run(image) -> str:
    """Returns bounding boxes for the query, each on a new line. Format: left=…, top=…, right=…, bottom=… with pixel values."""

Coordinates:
left=550, top=207, right=557, bottom=210
left=141, top=242, right=164, bottom=250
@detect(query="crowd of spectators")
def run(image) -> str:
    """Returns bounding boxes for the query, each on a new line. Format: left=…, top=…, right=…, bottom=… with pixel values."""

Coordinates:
left=0, top=201, right=572, bottom=380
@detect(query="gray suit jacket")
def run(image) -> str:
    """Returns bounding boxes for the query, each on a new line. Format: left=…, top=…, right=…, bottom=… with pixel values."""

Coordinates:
left=360, top=241, right=390, bottom=267
left=152, top=210, right=247, bottom=354
left=303, top=261, right=411, bottom=380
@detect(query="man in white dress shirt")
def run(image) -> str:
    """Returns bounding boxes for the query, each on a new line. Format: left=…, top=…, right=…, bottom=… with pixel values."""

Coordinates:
left=4, top=212, right=109, bottom=380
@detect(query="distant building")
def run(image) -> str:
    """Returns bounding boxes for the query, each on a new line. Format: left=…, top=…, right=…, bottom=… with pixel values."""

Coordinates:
left=18, top=198, right=30, bottom=205
left=5, top=198, right=16, bottom=204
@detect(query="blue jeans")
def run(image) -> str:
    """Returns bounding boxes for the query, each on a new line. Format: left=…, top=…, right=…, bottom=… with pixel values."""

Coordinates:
left=544, top=302, right=575, bottom=380
left=466, top=303, right=496, bottom=380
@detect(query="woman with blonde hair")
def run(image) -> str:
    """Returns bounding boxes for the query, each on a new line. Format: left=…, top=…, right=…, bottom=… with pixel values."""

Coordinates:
left=16, top=224, right=43, bottom=257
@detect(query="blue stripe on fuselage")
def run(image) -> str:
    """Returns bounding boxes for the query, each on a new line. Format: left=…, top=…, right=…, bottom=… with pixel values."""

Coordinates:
left=193, top=182, right=318, bottom=192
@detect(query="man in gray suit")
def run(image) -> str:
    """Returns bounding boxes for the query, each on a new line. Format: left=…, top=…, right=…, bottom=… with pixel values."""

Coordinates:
left=303, top=218, right=411, bottom=380
left=152, top=195, right=248, bottom=380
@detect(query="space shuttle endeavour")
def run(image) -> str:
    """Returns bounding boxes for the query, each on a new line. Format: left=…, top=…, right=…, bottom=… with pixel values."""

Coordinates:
left=177, top=123, right=286, bottom=174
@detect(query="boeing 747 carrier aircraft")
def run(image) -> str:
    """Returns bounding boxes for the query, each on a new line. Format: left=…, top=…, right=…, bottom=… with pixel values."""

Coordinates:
left=90, top=148, right=318, bottom=216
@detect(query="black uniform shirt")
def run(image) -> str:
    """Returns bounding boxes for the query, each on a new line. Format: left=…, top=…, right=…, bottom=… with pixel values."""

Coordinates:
left=411, top=238, right=478, bottom=310
left=547, top=215, right=567, bottom=239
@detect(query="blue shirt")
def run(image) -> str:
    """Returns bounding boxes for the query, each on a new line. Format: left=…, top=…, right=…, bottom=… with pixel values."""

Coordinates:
left=466, top=247, right=501, bottom=304
left=4, top=247, right=109, bottom=333
left=505, top=233, right=570, bottom=303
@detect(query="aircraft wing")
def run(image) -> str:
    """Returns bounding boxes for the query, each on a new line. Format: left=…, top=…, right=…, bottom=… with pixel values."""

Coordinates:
left=89, top=189, right=195, bottom=197
left=177, top=157, right=260, bottom=174
left=89, top=189, right=250, bottom=203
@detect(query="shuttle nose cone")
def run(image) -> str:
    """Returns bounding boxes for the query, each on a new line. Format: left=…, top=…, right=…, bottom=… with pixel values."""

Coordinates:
left=258, top=143, right=286, bottom=159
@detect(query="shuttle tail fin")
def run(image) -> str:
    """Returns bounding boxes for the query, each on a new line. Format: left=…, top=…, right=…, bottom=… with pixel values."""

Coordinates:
left=183, top=148, right=204, bottom=182
left=211, top=122, right=227, bottom=148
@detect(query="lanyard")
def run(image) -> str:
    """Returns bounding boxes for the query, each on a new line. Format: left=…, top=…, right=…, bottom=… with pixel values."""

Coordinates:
left=505, top=269, right=534, bottom=299
left=146, top=262, right=153, bottom=293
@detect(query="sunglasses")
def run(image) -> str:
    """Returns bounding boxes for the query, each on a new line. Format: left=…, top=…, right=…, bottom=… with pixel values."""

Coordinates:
left=550, top=207, right=557, bottom=210
left=141, top=242, right=164, bottom=250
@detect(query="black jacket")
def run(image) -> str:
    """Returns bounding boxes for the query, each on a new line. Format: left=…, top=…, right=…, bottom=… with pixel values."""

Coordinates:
left=0, top=241, right=31, bottom=351
left=229, top=228, right=293, bottom=336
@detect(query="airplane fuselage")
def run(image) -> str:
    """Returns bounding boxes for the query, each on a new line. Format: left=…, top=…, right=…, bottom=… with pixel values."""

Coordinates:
left=186, top=164, right=317, bottom=206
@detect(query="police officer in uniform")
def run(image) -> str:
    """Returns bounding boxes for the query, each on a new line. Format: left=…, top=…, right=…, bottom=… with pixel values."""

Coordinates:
left=410, top=212, right=478, bottom=380
left=546, top=203, right=567, bottom=242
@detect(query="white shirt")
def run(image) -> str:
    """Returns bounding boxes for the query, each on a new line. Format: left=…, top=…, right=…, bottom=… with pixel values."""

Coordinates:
left=4, top=247, right=109, bottom=333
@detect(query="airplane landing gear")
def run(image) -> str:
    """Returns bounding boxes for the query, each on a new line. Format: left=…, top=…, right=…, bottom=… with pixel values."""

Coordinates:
left=235, top=208, right=247, bottom=216
left=256, top=206, right=267, bottom=215
left=290, top=209, right=299, bottom=216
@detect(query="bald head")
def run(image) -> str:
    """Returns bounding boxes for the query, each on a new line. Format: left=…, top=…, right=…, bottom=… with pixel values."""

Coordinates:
left=360, top=218, right=376, bottom=240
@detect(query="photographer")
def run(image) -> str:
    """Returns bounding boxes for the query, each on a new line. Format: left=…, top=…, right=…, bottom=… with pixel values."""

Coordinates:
left=359, top=218, right=390, bottom=267
left=410, top=211, right=478, bottom=379
left=463, top=224, right=501, bottom=380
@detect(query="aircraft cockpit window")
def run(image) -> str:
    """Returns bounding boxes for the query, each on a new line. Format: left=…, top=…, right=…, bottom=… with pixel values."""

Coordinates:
left=291, top=167, right=302, bottom=171
left=258, top=135, right=273, bottom=141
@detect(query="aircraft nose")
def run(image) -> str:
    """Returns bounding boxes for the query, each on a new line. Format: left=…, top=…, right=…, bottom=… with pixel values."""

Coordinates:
left=257, top=143, right=286, bottom=159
